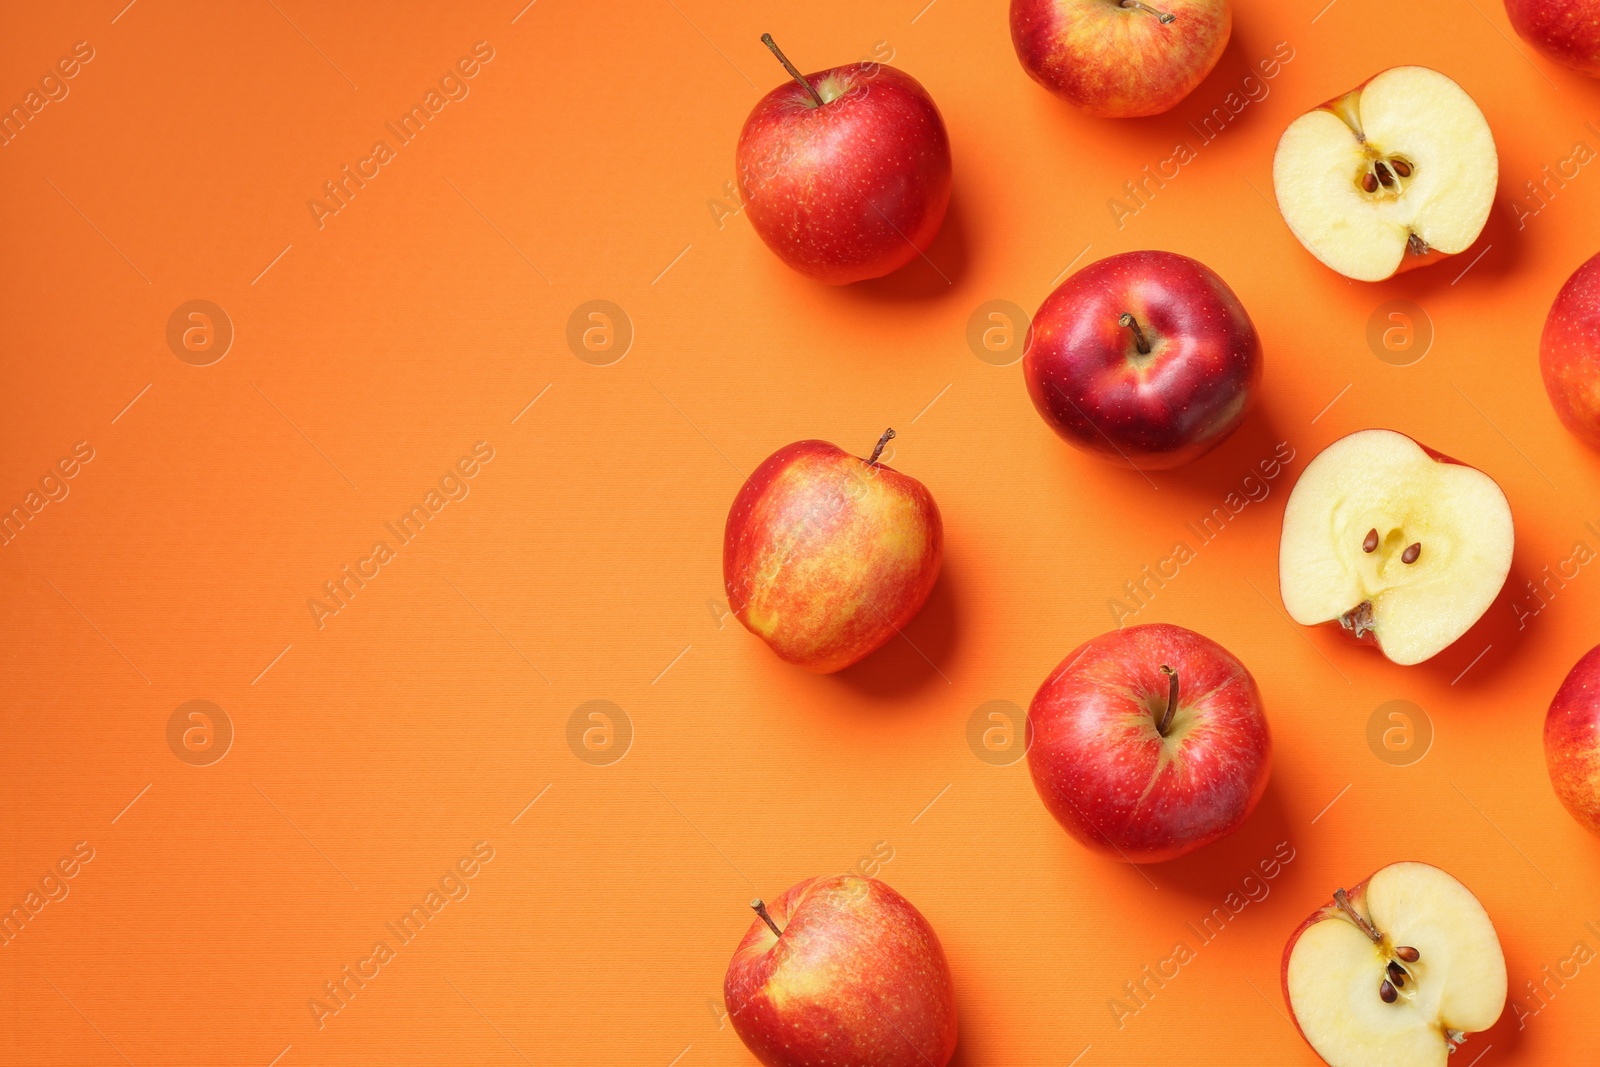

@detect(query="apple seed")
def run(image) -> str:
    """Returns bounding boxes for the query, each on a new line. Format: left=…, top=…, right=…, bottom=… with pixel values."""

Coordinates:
left=1402, top=542, right=1421, bottom=564
left=1361, top=170, right=1379, bottom=194
left=1375, top=161, right=1395, bottom=187
left=1395, top=945, right=1421, bottom=962
left=1380, top=978, right=1398, bottom=1003
left=1363, top=528, right=1379, bottom=553
left=1387, top=960, right=1408, bottom=988
left=1390, top=157, right=1413, bottom=178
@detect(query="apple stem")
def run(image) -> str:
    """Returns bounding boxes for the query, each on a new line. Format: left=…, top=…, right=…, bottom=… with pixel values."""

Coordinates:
left=1119, top=313, right=1152, bottom=356
left=750, top=898, right=784, bottom=938
left=1157, top=664, right=1179, bottom=736
left=760, top=34, right=826, bottom=107
left=1333, top=888, right=1383, bottom=944
left=868, top=427, right=896, bottom=467
left=1119, top=0, right=1176, bottom=22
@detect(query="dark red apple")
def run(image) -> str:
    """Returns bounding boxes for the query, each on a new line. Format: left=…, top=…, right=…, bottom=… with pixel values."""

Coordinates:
left=736, top=35, right=952, bottom=285
left=1540, top=251, right=1600, bottom=449
left=1545, top=642, right=1600, bottom=835
left=1026, top=623, right=1271, bottom=863
left=724, top=430, right=942, bottom=673
left=724, top=876, right=958, bottom=1067
left=1023, top=250, right=1262, bottom=470
left=1505, top=0, right=1600, bottom=76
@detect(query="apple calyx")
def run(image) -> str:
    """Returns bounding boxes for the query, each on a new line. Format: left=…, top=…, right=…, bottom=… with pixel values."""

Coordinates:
left=1117, top=313, right=1153, bottom=357
left=760, top=33, right=826, bottom=108
left=750, top=898, right=784, bottom=937
left=867, top=427, right=896, bottom=467
left=1332, top=888, right=1425, bottom=1006
left=1118, top=0, right=1176, bottom=24
left=1155, top=664, right=1179, bottom=736
left=1338, top=601, right=1376, bottom=640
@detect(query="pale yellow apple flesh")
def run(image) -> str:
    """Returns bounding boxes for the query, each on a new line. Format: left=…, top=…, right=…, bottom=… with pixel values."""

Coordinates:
left=1273, top=67, right=1497, bottom=282
left=1279, top=429, right=1513, bottom=666
left=1286, top=863, right=1506, bottom=1067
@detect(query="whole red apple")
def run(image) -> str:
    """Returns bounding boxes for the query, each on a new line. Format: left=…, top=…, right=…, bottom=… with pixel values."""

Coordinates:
left=1540, top=251, right=1600, bottom=449
left=1026, top=623, right=1271, bottom=863
left=724, top=430, right=942, bottom=673
left=1023, top=250, right=1262, bottom=469
left=1545, top=642, right=1600, bottom=835
left=724, top=876, right=958, bottom=1067
left=736, top=35, right=952, bottom=284
left=1505, top=0, right=1600, bottom=76
left=1010, top=0, right=1231, bottom=117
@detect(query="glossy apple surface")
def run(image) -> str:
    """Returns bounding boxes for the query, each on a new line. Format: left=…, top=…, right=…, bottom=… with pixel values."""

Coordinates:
left=1283, top=862, right=1506, bottom=1067
left=1273, top=67, right=1497, bottom=281
left=1540, top=251, right=1600, bottom=449
left=1010, top=0, right=1230, bottom=117
left=1023, top=250, right=1262, bottom=470
left=1026, top=623, right=1271, bottom=863
left=724, top=433, right=942, bottom=673
left=736, top=44, right=951, bottom=285
left=1279, top=429, right=1514, bottom=666
left=1545, top=642, right=1600, bottom=835
left=1505, top=0, right=1600, bottom=76
left=724, top=875, right=958, bottom=1067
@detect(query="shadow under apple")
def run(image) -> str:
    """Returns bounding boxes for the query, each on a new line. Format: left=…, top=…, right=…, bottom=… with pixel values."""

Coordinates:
left=831, top=184, right=973, bottom=303
left=1145, top=776, right=1307, bottom=907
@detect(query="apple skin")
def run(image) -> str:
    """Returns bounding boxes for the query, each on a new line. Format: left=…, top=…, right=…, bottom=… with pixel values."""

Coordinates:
left=1026, top=623, right=1271, bottom=863
left=1010, top=0, right=1230, bottom=117
left=736, top=62, right=951, bottom=285
left=1023, top=251, right=1263, bottom=470
left=1545, top=642, right=1600, bottom=836
left=1540, top=252, right=1600, bottom=449
left=724, top=438, right=942, bottom=673
left=724, top=875, right=958, bottom=1067
left=1505, top=0, right=1600, bottom=76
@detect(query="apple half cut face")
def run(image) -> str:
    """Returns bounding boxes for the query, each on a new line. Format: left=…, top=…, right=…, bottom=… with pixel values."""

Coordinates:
left=1284, top=862, right=1507, bottom=1067
left=1279, top=429, right=1513, bottom=666
left=1273, top=67, right=1497, bottom=282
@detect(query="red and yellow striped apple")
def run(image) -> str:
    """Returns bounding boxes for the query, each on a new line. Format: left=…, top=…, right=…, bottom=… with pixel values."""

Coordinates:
left=1026, top=623, right=1271, bottom=863
left=1009, top=0, right=1231, bottom=118
left=724, top=430, right=942, bottom=673
left=1545, top=642, right=1600, bottom=835
left=736, top=35, right=952, bottom=285
left=724, top=876, right=958, bottom=1067
left=1540, top=251, right=1600, bottom=449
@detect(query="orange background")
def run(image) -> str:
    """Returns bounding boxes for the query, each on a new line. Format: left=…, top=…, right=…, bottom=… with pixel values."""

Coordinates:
left=4, top=0, right=1600, bottom=1064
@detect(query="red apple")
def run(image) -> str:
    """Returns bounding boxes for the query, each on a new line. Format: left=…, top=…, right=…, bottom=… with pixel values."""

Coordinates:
left=724, top=876, right=958, bottom=1067
left=724, top=430, right=942, bottom=673
left=1545, top=642, right=1600, bottom=835
left=1022, top=250, right=1262, bottom=470
left=735, top=35, right=951, bottom=285
left=1540, top=251, right=1600, bottom=449
left=1505, top=0, right=1600, bottom=77
left=1010, top=0, right=1230, bottom=117
left=1282, top=862, right=1507, bottom=1067
left=1025, top=623, right=1271, bottom=863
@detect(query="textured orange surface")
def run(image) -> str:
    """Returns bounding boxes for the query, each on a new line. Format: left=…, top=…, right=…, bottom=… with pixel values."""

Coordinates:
left=3, top=1, right=1600, bottom=1065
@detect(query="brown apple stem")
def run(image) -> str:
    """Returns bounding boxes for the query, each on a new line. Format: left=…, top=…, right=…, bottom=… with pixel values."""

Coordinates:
left=750, top=898, right=784, bottom=937
left=1157, top=664, right=1179, bottom=736
left=761, top=33, right=826, bottom=107
left=1333, top=888, right=1383, bottom=944
left=868, top=427, right=896, bottom=467
left=1119, top=313, right=1152, bottom=355
left=1120, top=0, right=1176, bottom=23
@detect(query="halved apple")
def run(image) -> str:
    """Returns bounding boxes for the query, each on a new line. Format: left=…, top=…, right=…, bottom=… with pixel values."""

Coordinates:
left=1279, top=429, right=1513, bottom=666
left=1273, top=67, right=1498, bottom=282
left=1283, top=862, right=1507, bottom=1067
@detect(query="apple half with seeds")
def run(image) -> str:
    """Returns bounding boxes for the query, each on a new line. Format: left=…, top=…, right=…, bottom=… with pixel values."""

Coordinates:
left=1278, top=429, right=1513, bottom=666
left=1283, top=862, right=1507, bottom=1067
left=1273, top=66, right=1497, bottom=282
